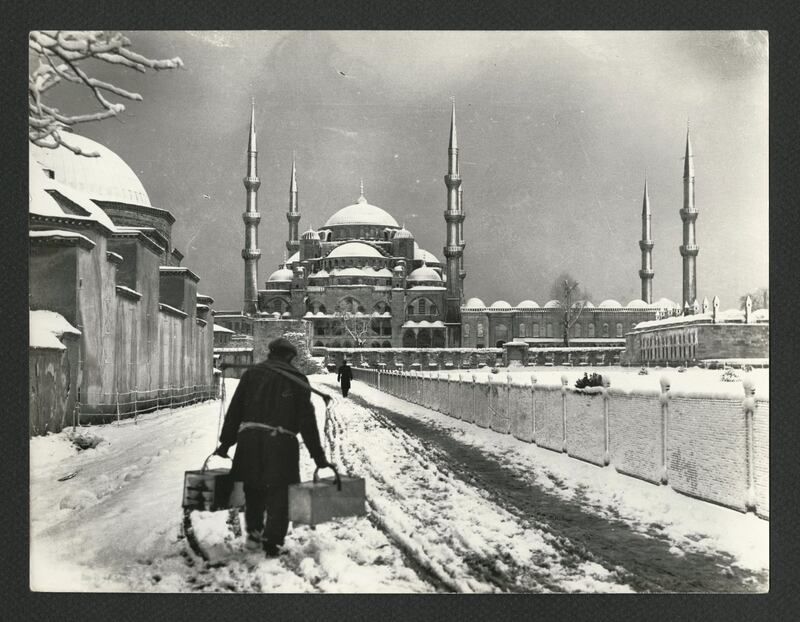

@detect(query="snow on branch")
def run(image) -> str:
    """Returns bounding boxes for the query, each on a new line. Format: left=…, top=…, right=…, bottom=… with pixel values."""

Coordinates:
left=29, top=31, right=184, bottom=156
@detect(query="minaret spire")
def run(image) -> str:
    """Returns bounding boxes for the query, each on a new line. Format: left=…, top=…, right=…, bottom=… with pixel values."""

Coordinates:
left=242, top=99, right=262, bottom=315
left=443, top=98, right=465, bottom=346
left=286, top=151, right=300, bottom=255
left=680, top=122, right=699, bottom=312
left=638, top=174, right=654, bottom=303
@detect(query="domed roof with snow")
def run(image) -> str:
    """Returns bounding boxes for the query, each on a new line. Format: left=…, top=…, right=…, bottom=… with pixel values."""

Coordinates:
left=516, top=300, right=539, bottom=308
left=652, top=297, right=680, bottom=309
left=598, top=299, right=622, bottom=308
left=413, top=242, right=440, bottom=264
left=489, top=300, right=512, bottom=309
left=543, top=300, right=561, bottom=309
left=267, top=265, right=293, bottom=282
left=327, top=241, right=384, bottom=259
left=407, top=262, right=441, bottom=282
left=626, top=299, right=650, bottom=308
left=394, top=226, right=413, bottom=239
left=301, top=228, right=320, bottom=240
left=464, top=297, right=485, bottom=308
left=309, top=269, right=329, bottom=279
left=324, top=193, right=399, bottom=228
left=30, top=133, right=151, bottom=207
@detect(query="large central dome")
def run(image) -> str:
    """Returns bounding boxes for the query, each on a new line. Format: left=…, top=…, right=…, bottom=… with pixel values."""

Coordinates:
left=324, top=193, right=399, bottom=228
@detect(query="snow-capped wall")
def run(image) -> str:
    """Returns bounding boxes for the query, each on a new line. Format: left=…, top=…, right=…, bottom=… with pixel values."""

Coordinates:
left=355, top=368, right=769, bottom=519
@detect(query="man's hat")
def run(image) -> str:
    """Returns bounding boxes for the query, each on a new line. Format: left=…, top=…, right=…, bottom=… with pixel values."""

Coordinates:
left=268, top=337, right=298, bottom=357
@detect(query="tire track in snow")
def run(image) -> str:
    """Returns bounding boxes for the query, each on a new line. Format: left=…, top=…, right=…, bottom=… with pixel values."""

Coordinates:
left=320, top=381, right=631, bottom=593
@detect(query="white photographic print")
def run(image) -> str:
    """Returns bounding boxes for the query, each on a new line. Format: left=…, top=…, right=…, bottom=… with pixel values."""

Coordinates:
left=28, top=30, right=768, bottom=593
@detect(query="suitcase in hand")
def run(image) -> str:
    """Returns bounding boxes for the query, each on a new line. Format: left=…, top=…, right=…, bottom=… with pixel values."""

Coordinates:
left=183, top=454, right=245, bottom=511
left=289, top=466, right=366, bottom=526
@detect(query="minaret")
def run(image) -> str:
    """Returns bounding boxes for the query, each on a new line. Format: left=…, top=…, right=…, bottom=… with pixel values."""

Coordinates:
left=638, top=176, right=654, bottom=303
left=286, top=152, right=300, bottom=255
left=679, top=124, right=698, bottom=311
left=443, top=99, right=465, bottom=345
left=242, top=99, right=261, bottom=315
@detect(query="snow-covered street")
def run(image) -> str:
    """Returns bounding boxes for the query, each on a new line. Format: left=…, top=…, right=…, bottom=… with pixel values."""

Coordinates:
left=30, top=376, right=768, bottom=593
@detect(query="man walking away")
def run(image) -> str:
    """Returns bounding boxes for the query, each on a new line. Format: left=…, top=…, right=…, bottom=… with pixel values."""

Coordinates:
left=215, top=337, right=333, bottom=558
left=337, top=358, right=353, bottom=397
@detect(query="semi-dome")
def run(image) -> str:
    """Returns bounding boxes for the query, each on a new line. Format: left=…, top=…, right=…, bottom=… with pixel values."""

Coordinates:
left=489, top=300, right=512, bottom=309
left=626, top=299, right=650, bottom=308
left=464, top=297, right=485, bottom=308
left=543, top=300, right=561, bottom=308
left=301, top=228, right=320, bottom=240
left=286, top=251, right=300, bottom=265
left=30, top=133, right=151, bottom=207
left=267, top=265, right=293, bottom=282
left=598, top=299, right=622, bottom=308
left=327, top=241, right=384, bottom=259
left=407, top=262, right=441, bottom=282
left=516, top=300, right=539, bottom=308
left=309, top=269, right=329, bottom=279
left=413, top=242, right=440, bottom=264
left=394, top=226, right=413, bottom=239
left=324, top=194, right=399, bottom=228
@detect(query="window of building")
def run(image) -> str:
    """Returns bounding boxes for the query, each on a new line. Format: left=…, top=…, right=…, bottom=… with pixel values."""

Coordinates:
left=574, top=323, right=581, bottom=338
left=546, top=323, right=553, bottom=338
left=602, top=323, right=609, bottom=338
left=588, top=323, right=595, bottom=338
left=616, top=322, right=623, bottom=338
left=532, top=323, right=539, bottom=337
left=417, top=298, right=427, bottom=314
left=464, top=324, right=471, bottom=338
left=477, top=323, right=484, bottom=337
left=519, top=323, right=526, bottom=337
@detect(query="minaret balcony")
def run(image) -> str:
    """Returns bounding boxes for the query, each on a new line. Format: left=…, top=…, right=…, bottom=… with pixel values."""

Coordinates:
left=679, top=208, right=698, bottom=221
left=242, top=212, right=261, bottom=224
left=443, top=245, right=464, bottom=258
left=286, top=212, right=301, bottom=222
left=241, top=248, right=262, bottom=260
left=639, top=240, right=654, bottom=251
left=638, top=269, right=655, bottom=279
left=679, top=244, right=699, bottom=257
left=444, top=174, right=462, bottom=188
left=443, top=211, right=465, bottom=223
left=243, top=176, right=261, bottom=191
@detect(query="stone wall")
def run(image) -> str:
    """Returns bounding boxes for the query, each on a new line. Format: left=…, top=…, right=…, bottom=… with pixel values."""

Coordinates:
left=353, top=368, right=769, bottom=518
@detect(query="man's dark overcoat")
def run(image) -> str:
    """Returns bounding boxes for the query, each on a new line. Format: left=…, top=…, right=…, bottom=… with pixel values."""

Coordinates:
left=219, top=359, right=326, bottom=488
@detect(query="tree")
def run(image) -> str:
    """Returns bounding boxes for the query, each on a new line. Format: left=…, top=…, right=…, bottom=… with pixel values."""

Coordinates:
left=739, top=287, right=768, bottom=311
left=332, top=300, right=372, bottom=348
left=549, top=273, right=591, bottom=347
left=29, top=31, right=183, bottom=156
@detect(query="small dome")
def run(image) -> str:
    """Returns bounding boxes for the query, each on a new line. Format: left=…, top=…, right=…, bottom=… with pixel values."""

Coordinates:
left=336, top=267, right=367, bottom=278
left=598, top=299, right=622, bottom=308
left=489, top=300, right=512, bottom=309
left=394, top=226, right=413, bottom=239
left=407, top=262, right=442, bottom=282
left=324, top=193, right=399, bottom=228
left=626, top=299, right=650, bottom=308
left=413, top=242, right=440, bottom=264
left=327, top=242, right=384, bottom=259
left=309, top=269, right=329, bottom=279
left=543, top=300, right=561, bottom=309
left=393, top=265, right=404, bottom=273
left=267, top=265, right=293, bottom=282
left=652, top=297, right=679, bottom=309
left=584, top=301, right=595, bottom=308
left=301, top=228, right=320, bottom=240
left=516, top=300, right=539, bottom=308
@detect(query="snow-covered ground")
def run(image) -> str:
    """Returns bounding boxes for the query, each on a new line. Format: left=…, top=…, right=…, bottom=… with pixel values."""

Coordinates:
left=30, top=374, right=768, bottom=593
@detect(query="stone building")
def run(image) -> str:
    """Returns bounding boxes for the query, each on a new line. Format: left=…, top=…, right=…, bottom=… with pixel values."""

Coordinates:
left=216, top=101, right=465, bottom=350
left=29, top=133, right=215, bottom=428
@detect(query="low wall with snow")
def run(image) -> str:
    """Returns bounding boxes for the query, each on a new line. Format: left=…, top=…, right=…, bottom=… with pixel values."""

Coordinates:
left=353, top=368, right=769, bottom=519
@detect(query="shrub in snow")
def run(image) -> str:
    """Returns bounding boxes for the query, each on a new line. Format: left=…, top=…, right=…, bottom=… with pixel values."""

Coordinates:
left=575, top=372, right=604, bottom=389
left=59, top=489, right=98, bottom=510
left=638, top=366, right=649, bottom=376
left=677, top=366, right=687, bottom=373
left=743, top=364, right=753, bottom=373
left=490, top=367, right=500, bottom=374
left=68, top=429, right=105, bottom=451
left=720, top=368, right=741, bottom=383
left=283, top=331, right=323, bottom=375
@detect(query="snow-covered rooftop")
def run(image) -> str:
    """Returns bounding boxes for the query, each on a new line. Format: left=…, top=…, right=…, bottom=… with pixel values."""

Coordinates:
left=324, top=194, right=399, bottom=228
left=30, top=310, right=81, bottom=350
left=29, top=229, right=95, bottom=248
left=327, top=242, right=384, bottom=259
left=213, top=325, right=235, bottom=333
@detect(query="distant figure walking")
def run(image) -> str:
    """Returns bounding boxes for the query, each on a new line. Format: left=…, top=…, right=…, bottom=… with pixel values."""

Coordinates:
left=337, top=359, right=353, bottom=397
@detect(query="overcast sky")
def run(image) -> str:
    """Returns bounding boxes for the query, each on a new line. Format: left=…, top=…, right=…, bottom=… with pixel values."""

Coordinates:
left=47, top=30, right=768, bottom=310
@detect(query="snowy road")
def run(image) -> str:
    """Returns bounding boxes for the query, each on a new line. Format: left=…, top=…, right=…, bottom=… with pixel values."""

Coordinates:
left=30, top=375, right=768, bottom=593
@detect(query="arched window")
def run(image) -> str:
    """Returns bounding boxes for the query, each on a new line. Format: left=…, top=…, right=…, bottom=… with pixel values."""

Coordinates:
left=495, top=324, right=508, bottom=343
left=574, top=323, right=582, bottom=338
left=417, top=298, right=427, bottom=314
left=476, top=323, right=484, bottom=337
left=588, top=323, right=595, bottom=338
left=532, top=323, right=540, bottom=337
left=463, top=324, right=471, bottom=338
left=546, top=323, right=553, bottom=338
left=602, top=323, right=609, bottom=338
left=381, top=340, right=391, bottom=348
left=418, top=331, right=432, bottom=348
left=403, top=331, right=416, bottom=347
left=519, top=323, right=527, bottom=337
left=432, top=332, right=445, bottom=348
left=616, top=322, right=623, bottom=338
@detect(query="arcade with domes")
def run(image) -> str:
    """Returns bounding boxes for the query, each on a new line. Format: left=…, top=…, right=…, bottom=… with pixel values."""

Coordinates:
left=222, top=101, right=466, bottom=349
